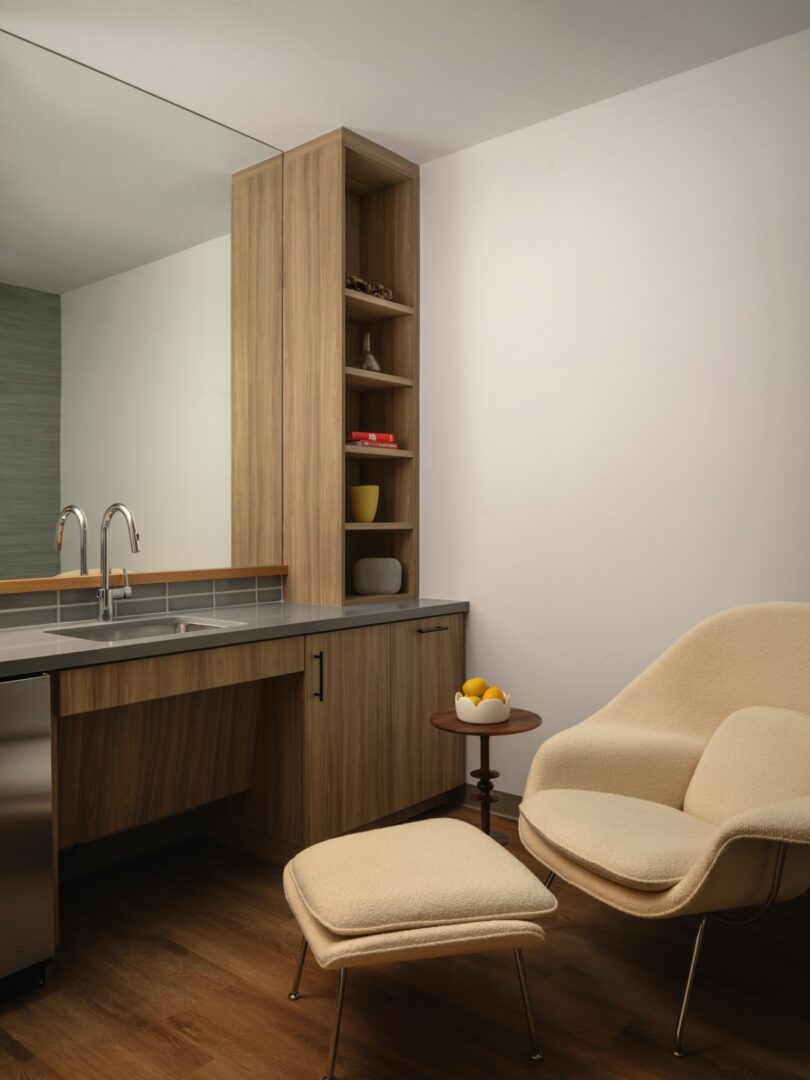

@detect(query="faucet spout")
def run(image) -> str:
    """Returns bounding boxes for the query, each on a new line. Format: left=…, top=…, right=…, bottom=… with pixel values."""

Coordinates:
left=98, top=503, right=141, bottom=621
left=54, top=505, right=89, bottom=575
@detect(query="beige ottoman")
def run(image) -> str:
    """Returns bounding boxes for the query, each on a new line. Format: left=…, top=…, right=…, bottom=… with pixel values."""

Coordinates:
left=283, top=818, right=557, bottom=1079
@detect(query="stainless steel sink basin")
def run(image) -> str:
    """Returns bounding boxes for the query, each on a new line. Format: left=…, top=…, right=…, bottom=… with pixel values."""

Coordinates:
left=48, top=617, right=242, bottom=643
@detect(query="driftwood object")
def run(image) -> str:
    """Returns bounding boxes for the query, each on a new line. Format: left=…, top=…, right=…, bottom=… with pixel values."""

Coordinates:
left=346, top=275, right=394, bottom=302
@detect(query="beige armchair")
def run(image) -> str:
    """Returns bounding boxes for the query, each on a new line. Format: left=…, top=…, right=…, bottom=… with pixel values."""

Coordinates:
left=519, top=602, right=810, bottom=1056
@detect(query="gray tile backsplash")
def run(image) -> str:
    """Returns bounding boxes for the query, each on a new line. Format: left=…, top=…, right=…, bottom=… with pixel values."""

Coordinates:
left=59, top=603, right=99, bottom=623
left=113, top=597, right=167, bottom=618
left=215, top=590, right=256, bottom=609
left=168, top=580, right=215, bottom=598
left=168, top=594, right=215, bottom=613
left=0, top=606, right=59, bottom=629
left=0, top=590, right=57, bottom=610
left=214, top=577, right=256, bottom=593
left=0, top=576, right=282, bottom=630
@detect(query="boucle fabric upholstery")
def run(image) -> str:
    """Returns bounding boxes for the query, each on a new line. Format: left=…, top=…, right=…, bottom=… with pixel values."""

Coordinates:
left=521, top=603, right=810, bottom=919
left=521, top=790, right=716, bottom=890
left=283, top=867, right=547, bottom=970
left=525, top=603, right=810, bottom=809
left=684, top=706, right=810, bottom=825
left=286, top=818, right=557, bottom=936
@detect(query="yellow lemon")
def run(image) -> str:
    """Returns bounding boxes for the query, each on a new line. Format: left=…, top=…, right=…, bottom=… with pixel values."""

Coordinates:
left=464, top=695, right=482, bottom=706
left=462, top=676, right=488, bottom=698
left=483, top=686, right=507, bottom=703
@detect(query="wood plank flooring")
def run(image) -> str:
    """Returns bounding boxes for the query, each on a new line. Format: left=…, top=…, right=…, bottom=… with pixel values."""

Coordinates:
left=1, top=808, right=807, bottom=1079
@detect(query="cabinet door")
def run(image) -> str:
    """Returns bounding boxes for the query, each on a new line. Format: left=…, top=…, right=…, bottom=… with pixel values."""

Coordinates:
left=390, top=613, right=465, bottom=811
left=303, top=624, right=391, bottom=844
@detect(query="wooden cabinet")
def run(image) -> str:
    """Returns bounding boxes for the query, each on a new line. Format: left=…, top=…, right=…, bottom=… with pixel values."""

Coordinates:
left=282, top=129, right=420, bottom=605
left=55, top=613, right=465, bottom=854
left=303, top=624, right=392, bottom=844
left=302, top=614, right=464, bottom=844
left=390, top=614, right=465, bottom=811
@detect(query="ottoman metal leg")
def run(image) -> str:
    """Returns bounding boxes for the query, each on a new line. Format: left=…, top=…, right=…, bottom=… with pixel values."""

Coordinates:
left=288, top=937, right=308, bottom=1001
left=323, top=968, right=348, bottom=1080
left=514, top=949, right=544, bottom=1062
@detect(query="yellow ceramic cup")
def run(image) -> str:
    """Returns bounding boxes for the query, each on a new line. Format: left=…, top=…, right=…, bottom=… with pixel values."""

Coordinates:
left=349, top=484, right=380, bottom=523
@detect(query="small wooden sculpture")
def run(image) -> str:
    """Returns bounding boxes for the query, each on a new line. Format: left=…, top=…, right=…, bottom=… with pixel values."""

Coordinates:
left=360, top=331, right=381, bottom=372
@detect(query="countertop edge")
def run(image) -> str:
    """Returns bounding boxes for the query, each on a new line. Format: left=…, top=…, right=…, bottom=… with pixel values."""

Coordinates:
left=0, top=599, right=470, bottom=680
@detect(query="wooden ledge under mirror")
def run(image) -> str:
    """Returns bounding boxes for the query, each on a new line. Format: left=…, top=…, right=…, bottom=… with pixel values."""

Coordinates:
left=0, top=566, right=287, bottom=597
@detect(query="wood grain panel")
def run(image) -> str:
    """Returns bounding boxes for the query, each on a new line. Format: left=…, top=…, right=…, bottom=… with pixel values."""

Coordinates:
left=58, top=637, right=304, bottom=716
left=282, top=131, right=345, bottom=604
left=57, top=683, right=263, bottom=847
left=390, top=614, right=465, bottom=811
left=211, top=672, right=305, bottom=848
left=231, top=155, right=283, bottom=566
left=303, top=624, right=391, bottom=843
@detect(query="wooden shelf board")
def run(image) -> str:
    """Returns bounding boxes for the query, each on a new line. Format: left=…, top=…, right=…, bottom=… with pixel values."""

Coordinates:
left=344, top=522, right=413, bottom=531
left=345, top=444, right=414, bottom=460
left=345, top=289, right=414, bottom=322
left=343, top=592, right=414, bottom=606
left=345, top=366, right=414, bottom=392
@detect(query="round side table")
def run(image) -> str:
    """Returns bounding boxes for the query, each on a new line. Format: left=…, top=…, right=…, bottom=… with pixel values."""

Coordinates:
left=430, top=708, right=542, bottom=846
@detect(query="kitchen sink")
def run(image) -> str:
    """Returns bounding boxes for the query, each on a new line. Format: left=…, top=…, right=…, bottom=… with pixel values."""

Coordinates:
left=48, top=617, right=243, bottom=643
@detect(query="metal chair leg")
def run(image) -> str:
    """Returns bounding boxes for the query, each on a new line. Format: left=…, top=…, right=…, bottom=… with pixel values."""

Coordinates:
left=288, top=937, right=308, bottom=1001
left=323, top=968, right=348, bottom=1080
left=514, top=949, right=543, bottom=1062
left=673, top=915, right=707, bottom=1058
left=544, top=870, right=556, bottom=889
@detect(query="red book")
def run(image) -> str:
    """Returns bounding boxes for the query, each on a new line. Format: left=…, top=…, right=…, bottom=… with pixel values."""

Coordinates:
left=349, top=440, right=399, bottom=449
left=349, top=431, right=396, bottom=443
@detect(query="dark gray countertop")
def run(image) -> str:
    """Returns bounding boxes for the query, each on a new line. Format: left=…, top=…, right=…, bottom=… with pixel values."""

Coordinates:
left=0, top=598, right=469, bottom=679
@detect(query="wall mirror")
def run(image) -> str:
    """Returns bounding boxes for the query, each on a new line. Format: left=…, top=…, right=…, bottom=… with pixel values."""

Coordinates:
left=0, top=30, right=282, bottom=583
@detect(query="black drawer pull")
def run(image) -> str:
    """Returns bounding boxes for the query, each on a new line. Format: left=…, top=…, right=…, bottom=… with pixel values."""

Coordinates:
left=313, top=651, right=325, bottom=700
left=417, top=626, right=449, bottom=634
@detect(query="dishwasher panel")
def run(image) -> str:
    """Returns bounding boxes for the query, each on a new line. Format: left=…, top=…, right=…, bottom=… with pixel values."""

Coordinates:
left=0, top=674, right=55, bottom=981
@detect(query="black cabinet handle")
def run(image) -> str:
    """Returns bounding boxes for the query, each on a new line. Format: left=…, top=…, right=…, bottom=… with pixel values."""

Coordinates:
left=417, top=625, right=449, bottom=634
left=313, top=651, right=324, bottom=700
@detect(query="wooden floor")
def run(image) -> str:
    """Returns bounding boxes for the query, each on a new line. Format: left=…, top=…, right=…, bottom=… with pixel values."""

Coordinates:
left=1, top=808, right=808, bottom=1080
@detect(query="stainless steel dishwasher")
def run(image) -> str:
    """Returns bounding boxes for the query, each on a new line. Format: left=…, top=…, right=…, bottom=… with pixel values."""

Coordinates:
left=0, top=674, right=55, bottom=996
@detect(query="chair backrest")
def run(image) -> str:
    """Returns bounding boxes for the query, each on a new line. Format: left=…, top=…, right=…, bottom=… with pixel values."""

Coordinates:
left=683, top=706, right=810, bottom=825
left=591, top=602, right=810, bottom=742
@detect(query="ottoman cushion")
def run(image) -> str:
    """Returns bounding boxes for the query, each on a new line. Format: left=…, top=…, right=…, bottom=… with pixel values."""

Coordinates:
left=284, top=866, right=547, bottom=969
left=285, top=818, right=557, bottom=936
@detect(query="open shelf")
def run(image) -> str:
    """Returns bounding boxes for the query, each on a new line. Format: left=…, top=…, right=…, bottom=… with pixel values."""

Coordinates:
left=345, top=289, right=414, bottom=322
left=345, top=522, right=413, bottom=531
left=343, top=592, right=414, bottom=605
left=345, top=444, right=413, bottom=460
left=345, top=366, right=414, bottom=392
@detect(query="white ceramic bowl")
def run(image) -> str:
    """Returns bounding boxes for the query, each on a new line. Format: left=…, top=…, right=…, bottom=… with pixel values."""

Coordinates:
left=454, top=691, right=511, bottom=725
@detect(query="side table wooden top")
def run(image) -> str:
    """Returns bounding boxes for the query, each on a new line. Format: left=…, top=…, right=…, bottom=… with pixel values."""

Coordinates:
left=430, top=707, right=542, bottom=738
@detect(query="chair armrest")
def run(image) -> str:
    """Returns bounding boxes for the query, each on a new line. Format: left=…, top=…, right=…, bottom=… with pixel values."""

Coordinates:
left=524, top=722, right=704, bottom=808
left=719, top=795, right=810, bottom=847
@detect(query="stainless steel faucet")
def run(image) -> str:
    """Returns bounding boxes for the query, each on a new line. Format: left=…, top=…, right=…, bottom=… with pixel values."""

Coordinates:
left=98, top=503, right=141, bottom=621
left=54, top=505, right=89, bottom=575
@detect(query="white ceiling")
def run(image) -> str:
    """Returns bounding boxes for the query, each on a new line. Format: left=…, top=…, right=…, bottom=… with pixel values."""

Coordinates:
left=0, top=31, right=277, bottom=294
left=1, top=0, right=809, bottom=164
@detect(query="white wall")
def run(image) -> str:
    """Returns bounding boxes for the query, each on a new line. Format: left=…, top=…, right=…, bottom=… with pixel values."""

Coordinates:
left=420, top=31, right=810, bottom=796
left=60, top=235, right=231, bottom=572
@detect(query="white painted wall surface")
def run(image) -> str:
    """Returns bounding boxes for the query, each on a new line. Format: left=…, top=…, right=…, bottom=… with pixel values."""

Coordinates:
left=60, top=235, right=231, bottom=573
left=420, top=31, right=810, bottom=796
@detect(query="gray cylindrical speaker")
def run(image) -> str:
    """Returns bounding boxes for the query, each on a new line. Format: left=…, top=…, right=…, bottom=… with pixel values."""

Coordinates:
left=353, top=557, right=403, bottom=596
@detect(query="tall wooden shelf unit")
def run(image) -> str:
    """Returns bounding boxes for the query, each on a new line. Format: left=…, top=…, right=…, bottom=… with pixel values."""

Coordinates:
left=284, top=128, right=419, bottom=605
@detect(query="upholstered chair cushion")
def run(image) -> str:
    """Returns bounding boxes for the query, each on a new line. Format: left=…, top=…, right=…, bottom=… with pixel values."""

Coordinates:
left=286, top=818, right=557, bottom=936
left=683, top=706, right=810, bottom=826
left=520, top=789, right=716, bottom=891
